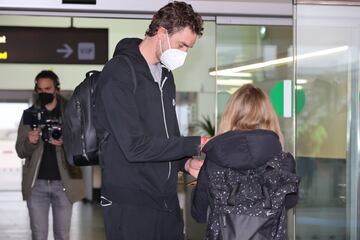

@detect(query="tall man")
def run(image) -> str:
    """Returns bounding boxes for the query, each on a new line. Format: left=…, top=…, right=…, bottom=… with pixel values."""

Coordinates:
left=16, top=70, right=85, bottom=240
left=94, top=1, right=204, bottom=239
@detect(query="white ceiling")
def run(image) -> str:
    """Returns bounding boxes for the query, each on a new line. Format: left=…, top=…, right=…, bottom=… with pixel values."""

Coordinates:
left=192, top=0, right=291, bottom=2
left=0, top=0, right=293, bottom=17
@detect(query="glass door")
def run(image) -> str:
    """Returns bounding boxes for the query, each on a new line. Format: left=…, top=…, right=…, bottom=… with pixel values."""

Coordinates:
left=295, top=4, right=360, bottom=240
left=213, top=17, right=295, bottom=238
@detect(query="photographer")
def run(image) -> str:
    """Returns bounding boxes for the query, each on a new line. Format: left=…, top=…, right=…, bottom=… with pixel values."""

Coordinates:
left=15, top=70, right=85, bottom=240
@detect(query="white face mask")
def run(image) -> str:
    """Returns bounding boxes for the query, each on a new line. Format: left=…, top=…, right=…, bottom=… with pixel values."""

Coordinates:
left=160, top=33, right=187, bottom=71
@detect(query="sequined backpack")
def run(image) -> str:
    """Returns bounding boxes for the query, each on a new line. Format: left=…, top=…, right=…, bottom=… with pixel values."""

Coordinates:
left=206, top=152, right=300, bottom=240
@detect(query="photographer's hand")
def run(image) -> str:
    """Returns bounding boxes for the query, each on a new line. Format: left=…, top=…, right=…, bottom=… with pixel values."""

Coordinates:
left=28, top=128, right=40, bottom=144
left=49, top=138, right=63, bottom=146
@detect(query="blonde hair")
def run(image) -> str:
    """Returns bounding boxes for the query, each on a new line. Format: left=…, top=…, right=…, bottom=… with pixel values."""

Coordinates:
left=218, top=84, right=284, bottom=145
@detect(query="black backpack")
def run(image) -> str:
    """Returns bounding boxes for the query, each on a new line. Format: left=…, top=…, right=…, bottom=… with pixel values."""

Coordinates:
left=207, top=152, right=300, bottom=240
left=63, top=55, right=136, bottom=166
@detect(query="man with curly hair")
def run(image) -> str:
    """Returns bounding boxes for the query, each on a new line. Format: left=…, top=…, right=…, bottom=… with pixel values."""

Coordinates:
left=94, top=1, right=204, bottom=239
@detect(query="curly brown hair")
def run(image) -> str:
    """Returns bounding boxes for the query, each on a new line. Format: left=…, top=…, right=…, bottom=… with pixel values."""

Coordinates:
left=145, top=1, right=203, bottom=37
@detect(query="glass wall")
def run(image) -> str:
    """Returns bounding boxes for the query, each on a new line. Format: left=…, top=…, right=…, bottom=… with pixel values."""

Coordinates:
left=295, top=4, right=360, bottom=240
left=214, top=24, right=294, bottom=149
left=214, top=6, right=360, bottom=239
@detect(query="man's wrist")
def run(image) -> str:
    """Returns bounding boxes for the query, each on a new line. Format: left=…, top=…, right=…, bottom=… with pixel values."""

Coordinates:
left=201, top=136, right=208, bottom=146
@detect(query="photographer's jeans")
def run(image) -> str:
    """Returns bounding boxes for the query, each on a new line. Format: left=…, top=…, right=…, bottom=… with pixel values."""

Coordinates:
left=27, top=180, right=73, bottom=240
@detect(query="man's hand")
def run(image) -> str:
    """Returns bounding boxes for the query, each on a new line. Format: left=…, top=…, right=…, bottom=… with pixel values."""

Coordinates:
left=185, top=158, right=204, bottom=179
left=28, top=128, right=41, bottom=144
left=49, top=137, right=63, bottom=146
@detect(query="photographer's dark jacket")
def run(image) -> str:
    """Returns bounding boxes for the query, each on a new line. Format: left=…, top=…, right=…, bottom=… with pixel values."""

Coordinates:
left=15, top=95, right=85, bottom=203
left=94, top=38, right=200, bottom=210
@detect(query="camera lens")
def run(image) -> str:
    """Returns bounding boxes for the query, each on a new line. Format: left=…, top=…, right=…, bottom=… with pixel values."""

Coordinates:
left=51, top=129, right=62, bottom=140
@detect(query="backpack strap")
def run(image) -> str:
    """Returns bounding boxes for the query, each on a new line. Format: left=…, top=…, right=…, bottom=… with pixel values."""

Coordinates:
left=119, top=55, right=137, bottom=94
left=86, top=70, right=100, bottom=79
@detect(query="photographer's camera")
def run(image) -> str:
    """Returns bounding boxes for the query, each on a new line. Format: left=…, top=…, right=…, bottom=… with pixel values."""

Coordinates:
left=23, top=108, right=62, bottom=142
left=41, top=120, right=62, bottom=142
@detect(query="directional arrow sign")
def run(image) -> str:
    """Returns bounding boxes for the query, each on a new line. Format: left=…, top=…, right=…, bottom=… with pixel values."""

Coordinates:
left=56, top=43, right=73, bottom=58
left=0, top=26, right=108, bottom=64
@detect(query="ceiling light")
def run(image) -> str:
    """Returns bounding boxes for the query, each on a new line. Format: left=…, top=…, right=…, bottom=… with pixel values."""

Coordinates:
left=209, top=71, right=252, bottom=77
left=217, top=79, right=253, bottom=86
left=209, top=46, right=349, bottom=76
left=296, top=79, right=308, bottom=84
left=283, top=79, right=308, bottom=84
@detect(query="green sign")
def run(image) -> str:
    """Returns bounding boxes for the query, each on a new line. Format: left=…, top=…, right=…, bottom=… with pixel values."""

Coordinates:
left=269, top=80, right=305, bottom=117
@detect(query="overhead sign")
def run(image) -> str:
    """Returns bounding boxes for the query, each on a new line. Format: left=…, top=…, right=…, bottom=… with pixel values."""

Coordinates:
left=62, top=0, right=96, bottom=4
left=0, top=26, right=108, bottom=64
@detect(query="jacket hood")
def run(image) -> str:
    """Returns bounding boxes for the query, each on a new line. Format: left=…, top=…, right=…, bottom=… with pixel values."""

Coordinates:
left=113, top=38, right=143, bottom=58
left=112, top=38, right=170, bottom=81
left=203, top=129, right=282, bottom=170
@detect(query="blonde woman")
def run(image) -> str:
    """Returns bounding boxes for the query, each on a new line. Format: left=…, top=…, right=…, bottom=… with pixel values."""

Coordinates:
left=191, top=84, right=299, bottom=240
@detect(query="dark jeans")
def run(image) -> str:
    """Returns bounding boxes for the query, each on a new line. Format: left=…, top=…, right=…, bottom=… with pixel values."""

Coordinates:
left=102, top=197, right=184, bottom=240
left=27, top=180, right=73, bottom=240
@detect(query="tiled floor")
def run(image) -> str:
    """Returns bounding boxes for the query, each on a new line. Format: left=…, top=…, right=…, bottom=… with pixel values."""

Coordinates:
left=0, top=191, right=105, bottom=240
left=0, top=183, right=207, bottom=240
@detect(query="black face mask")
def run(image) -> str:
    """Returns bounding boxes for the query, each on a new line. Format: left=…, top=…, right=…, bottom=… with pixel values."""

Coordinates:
left=38, top=92, right=54, bottom=106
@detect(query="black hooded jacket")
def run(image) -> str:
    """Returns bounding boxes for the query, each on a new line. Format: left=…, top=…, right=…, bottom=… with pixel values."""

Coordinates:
left=191, top=129, right=298, bottom=223
left=94, top=38, right=200, bottom=210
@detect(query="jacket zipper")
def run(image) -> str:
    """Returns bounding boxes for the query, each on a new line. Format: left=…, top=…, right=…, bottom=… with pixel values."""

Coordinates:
left=157, top=76, right=171, bottom=180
